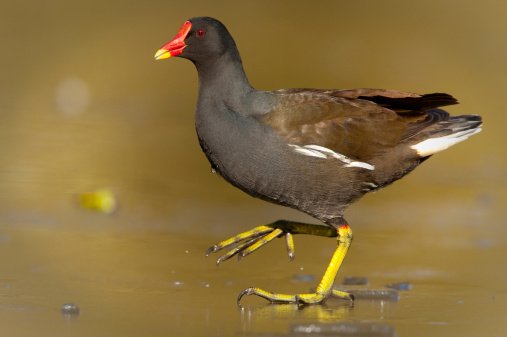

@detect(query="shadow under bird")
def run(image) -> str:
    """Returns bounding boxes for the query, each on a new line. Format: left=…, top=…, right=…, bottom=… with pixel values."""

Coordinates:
left=154, top=17, right=482, bottom=305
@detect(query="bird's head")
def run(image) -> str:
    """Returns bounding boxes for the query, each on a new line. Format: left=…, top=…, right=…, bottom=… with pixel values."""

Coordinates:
left=155, top=17, right=236, bottom=65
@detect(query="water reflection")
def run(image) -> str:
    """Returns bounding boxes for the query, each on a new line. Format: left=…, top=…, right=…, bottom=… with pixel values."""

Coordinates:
left=241, top=302, right=352, bottom=321
left=60, top=303, right=81, bottom=321
left=290, top=322, right=395, bottom=337
left=240, top=300, right=398, bottom=336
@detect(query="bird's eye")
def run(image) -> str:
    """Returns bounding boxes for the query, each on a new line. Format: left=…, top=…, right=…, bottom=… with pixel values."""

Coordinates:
left=196, top=30, right=205, bottom=37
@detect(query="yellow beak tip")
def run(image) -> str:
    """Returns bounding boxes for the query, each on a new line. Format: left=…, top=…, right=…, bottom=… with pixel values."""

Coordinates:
left=154, top=49, right=171, bottom=60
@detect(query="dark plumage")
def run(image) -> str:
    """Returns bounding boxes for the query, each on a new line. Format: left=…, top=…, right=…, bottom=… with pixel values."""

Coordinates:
left=155, top=17, right=482, bottom=304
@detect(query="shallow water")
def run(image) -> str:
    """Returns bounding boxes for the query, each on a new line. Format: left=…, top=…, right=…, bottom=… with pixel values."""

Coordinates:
left=1, top=201, right=506, bottom=336
left=1, top=1, right=506, bottom=336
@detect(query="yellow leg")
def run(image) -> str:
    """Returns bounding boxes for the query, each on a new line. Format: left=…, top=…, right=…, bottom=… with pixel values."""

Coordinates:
left=238, top=224, right=353, bottom=305
left=285, top=233, right=295, bottom=262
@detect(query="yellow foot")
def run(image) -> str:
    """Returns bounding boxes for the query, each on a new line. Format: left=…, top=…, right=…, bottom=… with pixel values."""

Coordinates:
left=206, top=220, right=338, bottom=265
left=206, top=225, right=290, bottom=265
left=234, top=223, right=354, bottom=306
left=237, top=287, right=353, bottom=305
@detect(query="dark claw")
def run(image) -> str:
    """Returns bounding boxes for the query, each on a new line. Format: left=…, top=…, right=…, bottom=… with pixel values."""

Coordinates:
left=288, top=252, right=295, bottom=262
left=206, top=246, right=217, bottom=257
left=216, top=256, right=227, bottom=267
left=294, top=295, right=303, bottom=306
left=237, top=287, right=254, bottom=305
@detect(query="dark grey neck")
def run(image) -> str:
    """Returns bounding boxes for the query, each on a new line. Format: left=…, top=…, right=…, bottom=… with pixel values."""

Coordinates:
left=193, top=47, right=254, bottom=104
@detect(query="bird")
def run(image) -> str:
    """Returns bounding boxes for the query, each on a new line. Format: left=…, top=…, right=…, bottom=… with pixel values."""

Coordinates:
left=154, top=17, right=482, bottom=305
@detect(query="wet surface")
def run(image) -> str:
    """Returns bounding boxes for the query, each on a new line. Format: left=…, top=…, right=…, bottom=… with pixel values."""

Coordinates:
left=1, top=198, right=506, bottom=336
left=1, top=0, right=506, bottom=336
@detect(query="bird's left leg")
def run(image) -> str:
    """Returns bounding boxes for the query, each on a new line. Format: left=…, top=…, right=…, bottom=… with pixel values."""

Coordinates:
left=206, top=220, right=338, bottom=265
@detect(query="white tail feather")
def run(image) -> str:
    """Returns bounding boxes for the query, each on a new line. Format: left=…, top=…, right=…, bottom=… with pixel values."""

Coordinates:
left=411, top=127, right=482, bottom=157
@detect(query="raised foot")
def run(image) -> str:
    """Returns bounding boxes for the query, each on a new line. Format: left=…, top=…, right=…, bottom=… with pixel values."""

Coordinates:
left=206, top=220, right=338, bottom=265
left=206, top=225, right=289, bottom=265
left=237, top=287, right=354, bottom=305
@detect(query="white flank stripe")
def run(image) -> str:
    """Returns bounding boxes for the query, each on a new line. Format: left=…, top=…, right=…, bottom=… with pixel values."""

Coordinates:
left=292, top=147, right=327, bottom=159
left=305, top=145, right=349, bottom=162
left=346, top=161, right=375, bottom=170
left=289, top=144, right=375, bottom=170
left=364, top=182, right=378, bottom=188
left=411, top=127, right=482, bottom=157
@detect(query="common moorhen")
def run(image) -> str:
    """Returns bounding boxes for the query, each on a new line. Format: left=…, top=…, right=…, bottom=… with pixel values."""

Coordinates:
left=155, top=17, right=482, bottom=304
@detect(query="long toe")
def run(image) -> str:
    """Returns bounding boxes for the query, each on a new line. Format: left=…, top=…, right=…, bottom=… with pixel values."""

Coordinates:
left=237, top=287, right=337, bottom=305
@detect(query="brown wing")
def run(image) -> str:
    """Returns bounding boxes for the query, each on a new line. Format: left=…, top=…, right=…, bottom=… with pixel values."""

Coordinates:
left=257, top=88, right=457, bottom=161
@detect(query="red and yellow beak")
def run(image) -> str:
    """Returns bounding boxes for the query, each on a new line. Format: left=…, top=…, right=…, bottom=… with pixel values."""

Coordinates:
left=154, top=21, right=192, bottom=60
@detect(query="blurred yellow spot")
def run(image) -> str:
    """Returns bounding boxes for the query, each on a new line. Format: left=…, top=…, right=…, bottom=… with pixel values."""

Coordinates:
left=79, top=189, right=117, bottom=214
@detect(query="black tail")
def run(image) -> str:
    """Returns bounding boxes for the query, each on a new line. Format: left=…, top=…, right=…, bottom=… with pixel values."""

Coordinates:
left=358, top=92, right=458, bottom=112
